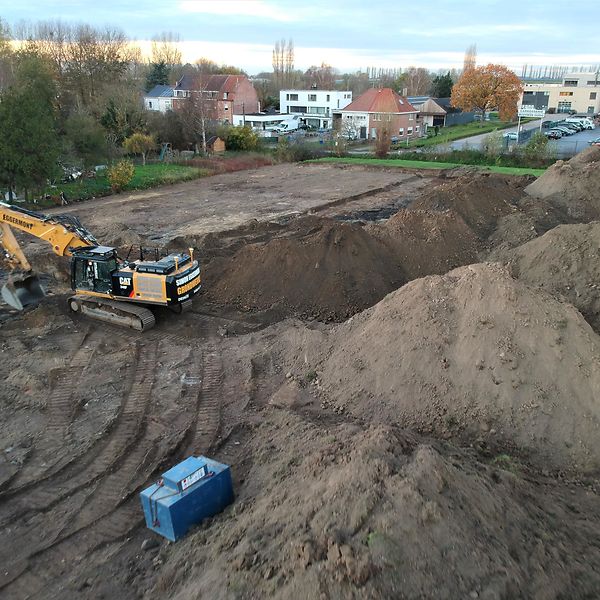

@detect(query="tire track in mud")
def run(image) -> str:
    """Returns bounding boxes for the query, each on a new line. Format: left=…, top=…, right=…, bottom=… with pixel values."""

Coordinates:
left=0, top=338, right=214, bottom=598
left=0, top=340, right=158, bottom=592
left=1, top=329, right=99, bottom=496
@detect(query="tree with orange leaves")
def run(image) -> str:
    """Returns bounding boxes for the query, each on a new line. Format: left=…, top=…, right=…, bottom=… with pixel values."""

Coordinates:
left=451, top=64, right=523, bottom=125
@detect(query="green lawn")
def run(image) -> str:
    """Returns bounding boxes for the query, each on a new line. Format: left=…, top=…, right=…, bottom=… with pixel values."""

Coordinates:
left=40, top=163, right=208, bottom=205
left=406, top=120, right=520, bottom=148
left=312, top=157, right=546, bottom=176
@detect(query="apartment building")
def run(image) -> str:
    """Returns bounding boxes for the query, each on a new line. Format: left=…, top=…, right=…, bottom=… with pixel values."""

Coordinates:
left=279, top=89, right=353, bottom=129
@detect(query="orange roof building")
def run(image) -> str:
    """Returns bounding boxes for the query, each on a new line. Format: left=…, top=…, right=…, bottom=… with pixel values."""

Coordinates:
left=337, top=88, right=422, bottom=141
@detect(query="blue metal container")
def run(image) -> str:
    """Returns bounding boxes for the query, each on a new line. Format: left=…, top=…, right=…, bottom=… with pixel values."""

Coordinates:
left=140, top=456, right=234, bottom=541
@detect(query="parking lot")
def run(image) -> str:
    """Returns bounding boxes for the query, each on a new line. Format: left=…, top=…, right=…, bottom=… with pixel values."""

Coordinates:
left=546, top=124, right=599, bottom=158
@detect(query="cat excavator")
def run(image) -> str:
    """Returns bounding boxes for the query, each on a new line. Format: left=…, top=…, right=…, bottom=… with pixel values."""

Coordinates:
left=0, top=202, right=201, bottom=331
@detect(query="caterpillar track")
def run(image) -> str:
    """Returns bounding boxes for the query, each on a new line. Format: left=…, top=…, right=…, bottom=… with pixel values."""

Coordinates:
left=68, top=295, right=156, bottom=331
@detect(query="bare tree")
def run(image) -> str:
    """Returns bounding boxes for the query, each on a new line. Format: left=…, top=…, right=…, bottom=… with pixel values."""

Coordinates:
left=272, top=38, right=294, bottom=89
left=305, top=62, right=337, bottom=89
left=180, top=69, right=217, bottom=155
left=151, top=31, right=182, bottom=71
left=463, top=44, right=477, bottom=73
left=403, top=67, right=432, bottom=96
left=0, top=17, right=13, bottom=91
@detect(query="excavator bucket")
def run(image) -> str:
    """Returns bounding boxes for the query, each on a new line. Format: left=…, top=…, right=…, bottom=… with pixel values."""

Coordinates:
left=1, top=273, right=45, bottom=310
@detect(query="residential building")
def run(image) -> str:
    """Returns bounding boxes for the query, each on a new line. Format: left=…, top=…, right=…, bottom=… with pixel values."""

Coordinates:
left=521, top=72, right=600, bottom=115
left=144, top=75, right=260, bottom=122
left=279, top=89, right=353, bottom=129
left=407, top=96, right=447, bottom=128
left=335, top=88, right=421, bottom=140
left=144, top=85, right=175, bottom=113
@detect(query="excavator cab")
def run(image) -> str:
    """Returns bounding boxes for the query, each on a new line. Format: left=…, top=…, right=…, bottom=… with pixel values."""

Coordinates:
left=71, top=246, right=119, bottom=295
left=1, top=273, right=46, bottom=310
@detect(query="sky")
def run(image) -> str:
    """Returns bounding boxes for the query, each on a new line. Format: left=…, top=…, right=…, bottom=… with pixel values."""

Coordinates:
left=3, top=0, right=600, bottom=74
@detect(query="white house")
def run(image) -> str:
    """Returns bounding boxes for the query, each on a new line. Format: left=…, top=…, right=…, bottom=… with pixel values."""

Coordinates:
left=279, top=89, right=353, bottom=129
left=144, top=85, right=175, bottom=113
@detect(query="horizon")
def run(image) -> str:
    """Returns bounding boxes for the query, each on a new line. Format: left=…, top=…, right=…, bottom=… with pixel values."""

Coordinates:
left=3, top=1, right=600, bottom=75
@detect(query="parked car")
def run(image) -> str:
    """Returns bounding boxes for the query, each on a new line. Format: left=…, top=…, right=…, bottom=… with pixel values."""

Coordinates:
left=544, top=130, right=562, bottom=139
left=589, top=137, right=600, bottom=146
left=554, top=126, right=575, bottom=136
left=541, top=120, right=553, bottom=129
left=503, top=131, right=518, bottom=140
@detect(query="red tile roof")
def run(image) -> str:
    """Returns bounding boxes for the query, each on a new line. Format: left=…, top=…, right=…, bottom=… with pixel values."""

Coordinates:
left=342, top=88, right=417, bottom=113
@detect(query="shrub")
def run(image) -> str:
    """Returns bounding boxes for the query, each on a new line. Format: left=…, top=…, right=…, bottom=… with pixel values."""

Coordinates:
left=107, top=160, right=135, bottom=193
left=221, top=126, right=261, bottom=151
left=523, top=131, right=550, bottom=161
left=275, top=139, right=326, bottom=162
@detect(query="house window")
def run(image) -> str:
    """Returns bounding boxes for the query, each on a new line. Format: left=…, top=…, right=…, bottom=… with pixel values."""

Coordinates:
left=587, top=81, right=599, bottom=86
left=308, top=94, right=317, bottom=101
left=407, top=127, right=413, bottom=135
left=409, top=114, right=414, bottom=120
left=326, top=94, right=330, bottom=101
left=287, top=93, right=298, bottom=101
left=398, top=128, right=404, bottom=135
left=416, top=126, right=420, bottom=133
left=591, top=92, right=597, bottom=100
left=564, top=80, right=578, bottom=87
left=559, top=91, right=574, bottom=96
left=223, top=92, right=229, bottom=99
left=558, top=101, right=572, bottom=112
left=148, top=101, right=153, bottom=108
left=290, top=106, right=307, bottom=113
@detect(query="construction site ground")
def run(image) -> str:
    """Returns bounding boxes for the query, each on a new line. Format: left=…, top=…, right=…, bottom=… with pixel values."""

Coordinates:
left=2, top=154, right=600, bottom=599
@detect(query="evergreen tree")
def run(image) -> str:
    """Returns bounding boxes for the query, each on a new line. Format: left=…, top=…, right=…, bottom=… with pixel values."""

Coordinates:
left=431, top=72, right=454, bottom=98
left=0, top=54, right=59, bottom=200
left=145, top=60, right=170, bottom=91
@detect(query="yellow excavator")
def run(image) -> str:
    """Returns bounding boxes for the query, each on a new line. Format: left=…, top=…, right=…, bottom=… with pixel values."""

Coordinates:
left=0, top=202, right=201, bottom=331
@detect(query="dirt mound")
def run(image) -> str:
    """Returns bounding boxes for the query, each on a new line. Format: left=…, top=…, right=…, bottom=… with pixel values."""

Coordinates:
left=314, top=263, right=600, bottom=472
left=149, top=413, right=600, bottom=600
left=506, top=222, right=600, bottom=333
left=370, top=209, right=481, bottom=279
left=525, top=146, right=600, bottom=220
left=411, top=172, right=528, bottom=239
left=204, top=218, right=404, bottom=320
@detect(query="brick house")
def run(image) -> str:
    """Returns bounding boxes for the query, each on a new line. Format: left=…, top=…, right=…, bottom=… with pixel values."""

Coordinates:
left=336, top=88, right=421, bottom=140
left=172, top=74, right=260, bottom=123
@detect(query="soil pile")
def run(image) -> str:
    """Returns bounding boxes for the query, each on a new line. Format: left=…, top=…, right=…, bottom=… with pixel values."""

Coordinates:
left=149, top=413, right=600, bottom=600
left=204, top=218, right=404, bottom=320
left=316, top=263, right=600, bottom=472
left=506, top=222, right=600, bottom=333
left=525, top=146, right=600, bottom=220
left=411, top=172, right=528, bottom=239
left=371, top=209, right=481, bottom=279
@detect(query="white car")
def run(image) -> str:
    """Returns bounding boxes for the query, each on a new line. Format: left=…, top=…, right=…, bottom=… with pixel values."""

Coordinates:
left=503, top=131, right=518, bottom=140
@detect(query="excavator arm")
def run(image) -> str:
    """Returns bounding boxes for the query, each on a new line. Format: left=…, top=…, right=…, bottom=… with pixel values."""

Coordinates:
left=0, top=202, right=98, bottom=309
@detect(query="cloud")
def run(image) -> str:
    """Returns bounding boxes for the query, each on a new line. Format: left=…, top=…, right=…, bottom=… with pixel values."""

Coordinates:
left=178, top=0, right=299, bottom=22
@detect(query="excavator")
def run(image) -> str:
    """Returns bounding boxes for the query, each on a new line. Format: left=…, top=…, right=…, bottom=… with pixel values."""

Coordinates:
left=0, top=202, right=201, bottom=331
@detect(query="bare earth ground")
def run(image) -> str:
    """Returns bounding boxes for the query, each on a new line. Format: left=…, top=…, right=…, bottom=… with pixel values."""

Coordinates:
left=2, top=155, right=600, bottom=599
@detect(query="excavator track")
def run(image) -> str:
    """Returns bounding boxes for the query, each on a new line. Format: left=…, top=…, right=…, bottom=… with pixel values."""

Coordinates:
left=68, top=295, right=156, bottom=331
